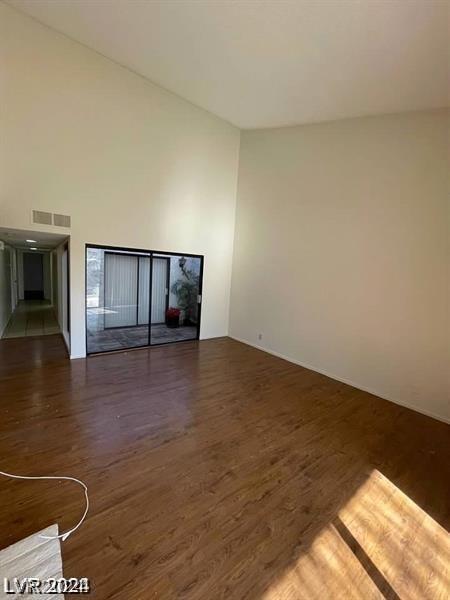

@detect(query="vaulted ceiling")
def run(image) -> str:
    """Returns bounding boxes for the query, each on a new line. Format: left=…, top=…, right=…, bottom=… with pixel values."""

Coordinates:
left=7, top=0, right=450, bottom=129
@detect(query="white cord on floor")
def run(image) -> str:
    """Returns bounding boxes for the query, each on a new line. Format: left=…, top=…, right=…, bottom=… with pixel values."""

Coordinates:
left=0, top=470, right=89, bottom=541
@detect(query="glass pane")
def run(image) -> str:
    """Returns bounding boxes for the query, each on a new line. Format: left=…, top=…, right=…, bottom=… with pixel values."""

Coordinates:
left=86, top=247, right=150, bottom=353
left=104, top=253, right=138, bottom=328
left=150, top=254, right=201, bottom=345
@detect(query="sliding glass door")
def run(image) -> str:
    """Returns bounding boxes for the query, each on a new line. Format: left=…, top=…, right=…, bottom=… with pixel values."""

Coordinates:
left=86, top=248, right=151, bottom=353
left=150, top=253, right=202, bottom=345
left=86, top=245, right=203, bottom=355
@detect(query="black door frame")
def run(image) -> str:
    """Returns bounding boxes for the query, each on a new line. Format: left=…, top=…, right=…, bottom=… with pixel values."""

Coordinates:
left=85, top=244, right=204, bottom=356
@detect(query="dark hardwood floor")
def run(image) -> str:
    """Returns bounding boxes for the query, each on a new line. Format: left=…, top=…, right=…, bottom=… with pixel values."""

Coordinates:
left=0, top=335, right=448, bottom=599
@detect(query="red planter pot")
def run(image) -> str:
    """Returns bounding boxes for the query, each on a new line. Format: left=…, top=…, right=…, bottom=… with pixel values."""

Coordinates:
left=166, top=308, right=180, bottom=328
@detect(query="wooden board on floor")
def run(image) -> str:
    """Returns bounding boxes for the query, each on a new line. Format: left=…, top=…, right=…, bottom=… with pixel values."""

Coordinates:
left=0, top=525, right=63, bottom=599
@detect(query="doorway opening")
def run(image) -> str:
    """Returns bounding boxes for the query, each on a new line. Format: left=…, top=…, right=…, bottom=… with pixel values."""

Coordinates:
left=85, top=244, right=203, bottom=354
left=23, top=251, right=45, bottom=300
left=0, top=228, right=70, bottom=351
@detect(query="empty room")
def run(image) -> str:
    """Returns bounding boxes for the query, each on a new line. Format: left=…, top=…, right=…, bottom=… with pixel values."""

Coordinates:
left=0, top=1, right=448, bottom=598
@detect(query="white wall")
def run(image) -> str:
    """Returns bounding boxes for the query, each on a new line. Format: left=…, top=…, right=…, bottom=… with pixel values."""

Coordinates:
left=0, top=3, right=240, bottom=358
left=52, top=251, right=58, bottom=314
left=10, top=248, right=17, bottom=310
left=17, top=251, right=24, bottom=300
left=43, top=252, right=51, bottom=300
left=45, top=240, right=70, bottom=350
left=0, top=243, right=13, bottom=336
left=54, top=242, right=65, bottom=326
left=230, top=110, right=450, bottom=422
left=61, top=246, right=69, bottom=348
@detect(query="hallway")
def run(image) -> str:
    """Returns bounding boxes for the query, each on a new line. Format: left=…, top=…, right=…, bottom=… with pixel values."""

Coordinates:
left=2, top=300, right=60, bottom=339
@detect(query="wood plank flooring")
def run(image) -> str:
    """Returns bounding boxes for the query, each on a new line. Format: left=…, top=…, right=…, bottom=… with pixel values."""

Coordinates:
left=0, top=335, right=448, bottom=599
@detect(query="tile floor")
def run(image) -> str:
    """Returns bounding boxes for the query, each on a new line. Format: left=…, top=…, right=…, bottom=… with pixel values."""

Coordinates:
left=2, top=300, right=60, bottom=339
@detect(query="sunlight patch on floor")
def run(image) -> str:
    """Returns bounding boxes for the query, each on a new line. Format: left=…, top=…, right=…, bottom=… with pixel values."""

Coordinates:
left=262, top=469, right=449, bottom=599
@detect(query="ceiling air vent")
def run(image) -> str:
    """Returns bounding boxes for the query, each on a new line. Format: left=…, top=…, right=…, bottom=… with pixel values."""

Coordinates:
left=32, top=210, right=52, bottom=225
left=53, top=213, right=71, bottom=228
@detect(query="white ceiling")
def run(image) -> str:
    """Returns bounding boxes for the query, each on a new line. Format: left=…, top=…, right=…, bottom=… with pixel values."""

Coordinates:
left=0, top=227, right=67, bottom=250
left=7, top=0, right=450, bottom=129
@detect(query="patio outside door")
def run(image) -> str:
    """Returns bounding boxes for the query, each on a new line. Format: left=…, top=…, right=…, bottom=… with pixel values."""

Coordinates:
left=86, top=246, right=203, bottom=355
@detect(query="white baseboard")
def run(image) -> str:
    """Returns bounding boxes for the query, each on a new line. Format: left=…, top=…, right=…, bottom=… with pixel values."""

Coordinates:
left=229, top=335, right=450, bottom=425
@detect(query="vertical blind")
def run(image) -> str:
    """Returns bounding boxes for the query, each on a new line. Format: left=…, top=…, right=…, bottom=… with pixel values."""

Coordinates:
left=151, top=258, right=168, bottom=324
left=104, top=253, right=138, bottom=328
left=105, top=254, right=168, bottom=328
left=137, top=256, right=150, bottom=325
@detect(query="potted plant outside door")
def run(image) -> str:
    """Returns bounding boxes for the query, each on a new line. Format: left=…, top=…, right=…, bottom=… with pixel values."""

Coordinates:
left=166, top=307, right=181, bottom=328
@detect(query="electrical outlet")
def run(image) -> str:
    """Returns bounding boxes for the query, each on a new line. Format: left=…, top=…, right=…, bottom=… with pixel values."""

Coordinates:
left=258, top=333, right=263, bottom=341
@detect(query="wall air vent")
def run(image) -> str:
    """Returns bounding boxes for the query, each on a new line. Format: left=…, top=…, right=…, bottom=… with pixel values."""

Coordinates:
left=32, top=210, right=52, bottom=225
left=53, top=213, right=71, bottom=228
left=31, top=210, right=72, bottom=228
